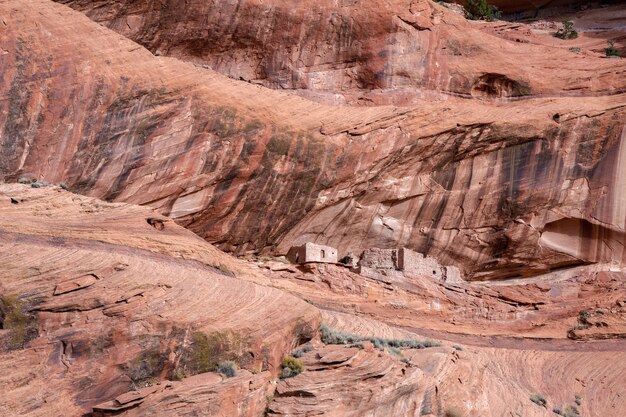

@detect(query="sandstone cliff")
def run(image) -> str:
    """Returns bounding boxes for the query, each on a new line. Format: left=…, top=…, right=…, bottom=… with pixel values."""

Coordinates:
left=0, top=184, right=320, bottom=416
left=1, top=185, right=625, bottom=416
left=1, top=0, right=625, bottom=281
left=2, top=1, right=626, bottom=416
left=57, top=0, right=625, bottom=101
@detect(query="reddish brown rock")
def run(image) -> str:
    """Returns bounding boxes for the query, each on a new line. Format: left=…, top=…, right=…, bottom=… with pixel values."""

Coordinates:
left=1, top=2, right=625, bottom=415
left=0, top=0, right=625, bottom=283
left=92, top=371, right=275, bottom=417
left=56, top=0, right=625, bottom=101
left=0, top=184, right=319, bottom=416
left=1, top=184, right=625, bottom=417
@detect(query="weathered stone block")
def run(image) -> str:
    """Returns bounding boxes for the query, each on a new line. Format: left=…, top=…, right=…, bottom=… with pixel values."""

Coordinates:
left=398, top=247, right=444, bottom=280
left=287, top=242, right=338, bottom=264
left=444, top=266, right=463, bottom=283
left=359, top=248, right=397, bottom=269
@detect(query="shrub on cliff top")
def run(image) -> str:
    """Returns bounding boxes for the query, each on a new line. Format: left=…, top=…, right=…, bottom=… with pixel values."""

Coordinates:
left=0, top=295, right=38, bottom=350
left=562, top=405, right=581, bottom=417
left=464, top=0, right=500, bottom=21
left=606, top=40, right=620, bottom=57
left=181, top=330, right=250, bottom=376
left=217, top=361, right=238, bottom=378
left=554, top=21, right=578, bottom=40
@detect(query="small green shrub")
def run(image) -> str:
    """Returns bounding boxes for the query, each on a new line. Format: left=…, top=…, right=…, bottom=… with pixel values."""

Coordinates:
left=371, top=338, right=385, bottom=350
left=554, top=21, right=578, bottom=39
left=452, top=345, right=464, bottom=351
left=464, top=0, right=500, bottom=21
left=124, top=347, right=167, bottom=387
left=280, top=356, right=304, bottom=379
left=389, top=347, right=402, bottom=357
left=579, top=310, right=591, bottom=324
left=574, top=395, right=582, bottom=406
left=319, top=325, right=361, bottom=345
left=553, top=406, right=563, bottom=415
left=606, top=40, right=621, bottom=58
left=292, top=349, right=304, bottom=358
left=569, top=310, right=592, bottom=334
left=445, top=406, right=464, bottom=417
left=217, top=361, right=238, bottom=378
left=530, top=393, right=547, bottom=407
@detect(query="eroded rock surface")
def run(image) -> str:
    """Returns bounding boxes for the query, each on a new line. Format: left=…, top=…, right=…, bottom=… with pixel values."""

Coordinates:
left=0, top=184, right=319, bottom=416
left=0, top=0, right=625, bottom=282
left=1, top=182, right=625, bottom=417
left=56, top=0, right=625, bottom=101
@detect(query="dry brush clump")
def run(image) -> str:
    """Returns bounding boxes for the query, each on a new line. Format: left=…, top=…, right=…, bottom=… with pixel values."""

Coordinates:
left=319, top=325, right=441, bottom=351
left=554, top=21, right=578, bottom=40
left=464, top=0, right=500, bottom=21
left=606, top=40, right=621, bottom=58
left=217, top=360, right=238, bottom=378
left=291, top=344, right=313, bottom=358
left=172, top=330, right=252, bottom=380
left=0, top=294, right=38, bottom=350
left=530, top=393, right=547, bottom=407
left=280, top=356, right=304, bottom=379
left=185, top=331, right=250, bottom=373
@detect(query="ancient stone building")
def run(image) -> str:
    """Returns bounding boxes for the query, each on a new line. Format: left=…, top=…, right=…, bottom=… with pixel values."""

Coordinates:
left=359, top=248, right=398, bottom=270
left=397, top=248, right=444, bottom=279
left=357, top=247, right=463, bottom=282
left=287, top=242, right=338, bottom=264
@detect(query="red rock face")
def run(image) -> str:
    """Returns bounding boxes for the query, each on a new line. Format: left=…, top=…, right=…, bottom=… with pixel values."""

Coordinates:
left=2, top=185, right=625, bottom=416
left=0, top=184, right=319, bottom=416
left=1, top=0, right=626, bottom=280
left=56, top=0, right=625, bottom=103
left=2, top=2, right=626, bottom=416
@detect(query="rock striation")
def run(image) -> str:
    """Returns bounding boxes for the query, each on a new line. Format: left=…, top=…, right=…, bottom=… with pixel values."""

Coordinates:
left=1, top=1, right=626, bottom=416
left=0, top=0, right=625, bottom=281
left=57, top=0, right=625, bottom=101
left=0, top=184, right=319, bottom=416
left=1, top=179, right=625, bottom=417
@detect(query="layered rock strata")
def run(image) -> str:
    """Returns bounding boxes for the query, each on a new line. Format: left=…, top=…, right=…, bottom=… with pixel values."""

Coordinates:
left=1, top=0, right=625, bottom=280
left=0, top=184, right=319, bottom=416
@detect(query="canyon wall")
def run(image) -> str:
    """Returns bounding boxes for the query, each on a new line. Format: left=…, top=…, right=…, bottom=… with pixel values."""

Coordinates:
left=56, top=0, right=625, bottom=104
left=1, top=0, right=625, bottom=279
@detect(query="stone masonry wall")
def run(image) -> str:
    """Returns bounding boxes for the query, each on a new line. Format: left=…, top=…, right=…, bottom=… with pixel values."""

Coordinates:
left=287, top=242, right=338, bottom=264
left=398, top=248, right=445, bottom=280
left=359, top=248, right=398, bottom=269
